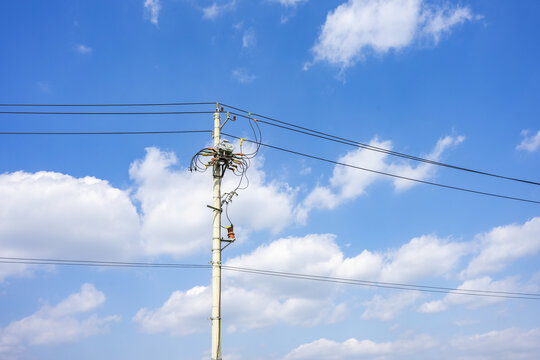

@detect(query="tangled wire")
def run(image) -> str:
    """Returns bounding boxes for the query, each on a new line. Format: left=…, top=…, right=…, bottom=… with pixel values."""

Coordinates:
left=189, top=113, right=263, bottom=234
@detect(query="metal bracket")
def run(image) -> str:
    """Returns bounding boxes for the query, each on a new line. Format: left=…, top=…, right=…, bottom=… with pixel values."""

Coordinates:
left=221, top=237, right=236, bottom=251
left=206, top=205, right=222, bottom=212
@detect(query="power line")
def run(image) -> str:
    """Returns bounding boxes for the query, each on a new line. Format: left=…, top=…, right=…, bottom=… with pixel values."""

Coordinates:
left=223, top=105, right=540, bottom=187
left=0, top=130, right=212, bottom=135
left=221, top=133, right=540, bottom=205
left=220, top=265, right=540, bottom=298
left=0, top=111, right=214, bottom=115
left=1, top=256, right=539, bottom=300
left=3, top=100, right=536, bottom=185
left=220, top=266, right=540, bottom=300
left=0, top=102, right=215, bottom=107
left=2, top=129, right=538, bottom=204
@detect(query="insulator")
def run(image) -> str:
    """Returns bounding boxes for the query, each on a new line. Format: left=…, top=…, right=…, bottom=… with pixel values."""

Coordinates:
left=226, top=226, right=235, bottom=239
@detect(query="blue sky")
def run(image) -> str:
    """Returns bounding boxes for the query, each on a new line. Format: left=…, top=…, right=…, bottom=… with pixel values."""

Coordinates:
left=1, top=0, right=540, bottom=359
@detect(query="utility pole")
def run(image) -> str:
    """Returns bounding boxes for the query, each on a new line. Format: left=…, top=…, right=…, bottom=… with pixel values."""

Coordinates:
left=211, top=103, right=222, bottom=360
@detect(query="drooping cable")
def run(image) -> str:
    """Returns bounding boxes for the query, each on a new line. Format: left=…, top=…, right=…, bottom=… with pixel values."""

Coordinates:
left=221, top=133, right=540, bottom=205
left=0, top=102, right=215, bottom=107
left=0, top=110, right=214, bottom=115
left=0, top=130, right=212, bottom=135
left=1, top=256, right=539, bottom=300
left=222, top=104, right=540, bottom=186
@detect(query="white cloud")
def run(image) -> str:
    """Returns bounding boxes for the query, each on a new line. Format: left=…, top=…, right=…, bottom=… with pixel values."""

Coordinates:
left=144, top=0, right=161, bottom=25
left=295, top=135, right=464, bottom=222
left=242, top=28, right=256, bottom=48
left=463, top=217, right=540, bottom=278
left=133, top=286, right=210, bottom=336
left=284, top=327, right=540, bottom=360
left=75, top=44, right=92, bottom=54
left=232, top=68, right=256, bottom=83
left=0, top=171, right=141, bottom=280
left=134, top=284, right=346, bottom=335
left=450, top=327, right=540, bottom=360
left=310, top=0, right=476, bottom=69
left=130, top=147, right=295, bottom=257
left=283, top=334, right=437, bottom=359
left=421, top=3, right=475, bottom=44
left=0, top=147, right=296, bottom=280
left=269, top=0, right=308, bottom=7
left=387, top=135, right=465, bottom=191
left=135, top=232, right=468, bottom=335
left=202, top=1, right=236, bottom=20
left=517, top=130, right=540, bottom=152
left=419, top=276, right=525, bottom=313
left=0, top=284, right=119, bottom=355
left=378, top=234, right=467, bottom=283
left=362, top=291, right=422, bottom=321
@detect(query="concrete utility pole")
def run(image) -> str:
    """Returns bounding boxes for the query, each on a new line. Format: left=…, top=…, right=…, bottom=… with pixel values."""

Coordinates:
left=211, top=103, right=222, bottom=360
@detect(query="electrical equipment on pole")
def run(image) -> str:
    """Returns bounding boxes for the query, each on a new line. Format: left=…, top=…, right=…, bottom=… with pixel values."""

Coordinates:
left=189, top=104, right=261, bottom=360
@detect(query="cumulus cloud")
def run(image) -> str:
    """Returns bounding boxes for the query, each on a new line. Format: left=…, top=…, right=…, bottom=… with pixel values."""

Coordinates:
left=0, top=147, right=295, bottom=280
left=134, top=232, right=468, bottom=335
left=144, top=0, right=161, bottom=25
left=130, top=147, right=294, bottom=256
left=133, top=286, right=210, bottom=336
left=517, top=130, right=540, bottom=152
left=284, top=327, right=540, bottom=360
left=0, top=284, right=118, bottom=355
left=134, top=284, right=346, bottom=335
left=362, top=291, right=422, bottom=321
left=387, top=135, right=465, bottom=191
left=463, top=217, right=540, bottom=278
left=419, top=276, right=525, bottom=313
left=295, top=134, right=464, bottom=222
left=283, top=334, right=437, bottom=359
left=0, top=171, right=141, bottom=280
left=310, top=0, right=476, bottom=69
left=450, top=327, right=540, bottom=360
left=202, top=1, right=236, bottom=20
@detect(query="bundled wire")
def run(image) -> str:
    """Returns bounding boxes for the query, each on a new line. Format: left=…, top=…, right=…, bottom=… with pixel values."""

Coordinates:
left=188, top=110, right=264, bottom=239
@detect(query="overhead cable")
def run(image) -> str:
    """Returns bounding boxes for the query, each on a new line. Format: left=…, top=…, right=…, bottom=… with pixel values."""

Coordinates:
left=0, top=111, right=214, bottom=115
left=223, top=104, right=540, bottom=186
left=0, top=102, right=215, bottom=107
left=221, top=133, right=540, bottom=205
left=1, top=256, right=539, bottom=300
left=0, top=130, right=212, bottom=135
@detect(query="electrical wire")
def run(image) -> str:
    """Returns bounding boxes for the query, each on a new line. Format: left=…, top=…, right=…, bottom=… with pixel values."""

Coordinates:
left=0, top=111, right=214, bottom=115
left=1, top=256, right=539, bottom=300
left=2, top=129, right=538, bottom=204
left=2, top=100, right=537, bottom=185
left=221, top=133, right=540, bottom=205
left=0, top=102, right=215, bottom=107
left=222, top=104, right=540, bottom=187
left=0, top=130, right=212, bottom=135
